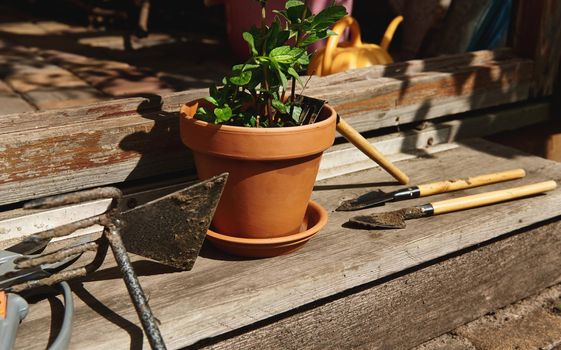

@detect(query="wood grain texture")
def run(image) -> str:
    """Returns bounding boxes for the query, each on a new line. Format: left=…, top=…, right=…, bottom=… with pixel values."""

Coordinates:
left=0, top=100, right=547, bottom=221
left=336, top=117, right=410, bottom=184
left=307, top=49, right=517, bottom=88
left=11, top=140, right=561, bottom=349
left=199, top=218, right=561, bottom=350
left=417, top=168, right=527, bottom=197
left=0, top=52, right=535, bottom=205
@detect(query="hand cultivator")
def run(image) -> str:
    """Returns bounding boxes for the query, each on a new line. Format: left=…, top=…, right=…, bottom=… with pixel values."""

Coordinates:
left=0, top=174, right=227, bottom=350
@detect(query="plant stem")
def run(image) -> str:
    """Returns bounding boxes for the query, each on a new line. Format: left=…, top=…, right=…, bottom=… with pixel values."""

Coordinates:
left=259, top=1, right=273, bottom=126
left=289, top=0, right=308, bottom=120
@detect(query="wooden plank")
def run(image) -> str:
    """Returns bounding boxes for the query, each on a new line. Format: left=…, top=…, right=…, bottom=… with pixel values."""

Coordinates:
left=0, top=50, right=514, bottom=134
left=0, top=80, right=34, bottom=114
left=0, top=54, right=535, bottom=205
left=322, top=102, right=550, bottom=180
left=0, top=113, right=194, bottom=205
left=199, top=220, right=561, bottom=350
left=307, top=48, right=517, bottom=88
left=0, top=89, right=206, bottom=135
left=0, top=51, right=531, bottom=133
left=307, top=57, right=533, bottom=133
left=11, top=139, right=561, bottom=349
left=0, top=101, right=548, bottom=206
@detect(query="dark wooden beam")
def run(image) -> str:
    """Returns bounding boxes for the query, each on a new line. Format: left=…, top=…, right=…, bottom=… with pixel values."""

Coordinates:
left=513, top=0, right=561, bottom=96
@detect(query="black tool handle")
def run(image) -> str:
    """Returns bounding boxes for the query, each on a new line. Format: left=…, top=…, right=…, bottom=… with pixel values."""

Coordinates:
left=393, top=186, right=421, bottom=201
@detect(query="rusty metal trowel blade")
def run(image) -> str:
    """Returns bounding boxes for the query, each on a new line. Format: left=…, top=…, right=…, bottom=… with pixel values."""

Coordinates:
left=336, top=190, right=393, bottom=211
left=121, top=173, right=228, bottom=270
left=348, top=212, right=407, bottom=229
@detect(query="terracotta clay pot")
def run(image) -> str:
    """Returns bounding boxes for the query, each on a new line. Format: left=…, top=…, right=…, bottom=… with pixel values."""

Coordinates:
left=179, top=100, right=336, bottom=239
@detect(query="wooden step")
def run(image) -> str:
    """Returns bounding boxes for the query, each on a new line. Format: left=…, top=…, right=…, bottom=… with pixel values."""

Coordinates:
left=8, top=139, right=561, bottom=349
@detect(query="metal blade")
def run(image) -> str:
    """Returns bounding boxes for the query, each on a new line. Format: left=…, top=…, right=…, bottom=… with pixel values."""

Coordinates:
left=347, top=212, right=407, bottom=229
left=347, top=205, right=431, bottom=229
left=4, top=238, right=51, bottom=255
left=121, top=173, right=227, bottom=270
left=336, top=190, right=393, bottom=211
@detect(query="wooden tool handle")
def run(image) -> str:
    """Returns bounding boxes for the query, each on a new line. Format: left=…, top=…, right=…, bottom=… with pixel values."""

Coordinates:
left=336, top=117, right=410, bottom=184
left=418, top=169, right=526, bottom=197
left=0, top=291, right=6, bottom=319
left=431, top=180, right=557, bottom=215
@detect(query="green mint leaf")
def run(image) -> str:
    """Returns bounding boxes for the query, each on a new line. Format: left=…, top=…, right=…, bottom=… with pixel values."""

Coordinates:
left=243, top=31, right=258, bottom=56
left=214, top=106, right=232, bottom=123
left=233, top=63, right=260, bottom=71
left=287, top=67, right=303, bottom=86
left=229, top=70, right=252, bottom=85
left=312, top=5, right=346, bottom=30
left=204, top=96, right=218, bottom=106
left=269, top=58, right=288, bottom=88
left=286, top=2, right=307, bottom=22
left=195, top=107, right=213, bottom=122
left=285, top=0, right=304, bottom=9
left=271, top=99, right=288, bottom=114
left=209, top=84, right=218, bottom=97
left=270, top=46, right=294, bottom=64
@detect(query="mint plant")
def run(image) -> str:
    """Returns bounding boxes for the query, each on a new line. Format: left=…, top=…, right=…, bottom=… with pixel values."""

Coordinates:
left=195, top=0, right=346, bottom=127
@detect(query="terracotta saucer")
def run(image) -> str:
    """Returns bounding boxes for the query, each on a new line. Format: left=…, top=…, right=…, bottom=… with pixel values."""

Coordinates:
left=206, top=200, right=328, bottom=258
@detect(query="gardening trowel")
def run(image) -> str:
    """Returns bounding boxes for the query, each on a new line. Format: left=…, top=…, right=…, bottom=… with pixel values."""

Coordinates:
left=120, top=173, right=228, bottom=270
left=347, top=180, right=557, bottom=229
left=337, top=169, right=526, bottom=211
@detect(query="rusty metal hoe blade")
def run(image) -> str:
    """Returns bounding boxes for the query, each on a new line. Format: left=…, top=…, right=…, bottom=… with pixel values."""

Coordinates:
left=121, top=173, right=228, bottom=270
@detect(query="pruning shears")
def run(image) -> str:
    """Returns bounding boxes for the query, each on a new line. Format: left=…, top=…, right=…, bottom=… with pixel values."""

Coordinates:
left=0, top=240, right=78, bottom=350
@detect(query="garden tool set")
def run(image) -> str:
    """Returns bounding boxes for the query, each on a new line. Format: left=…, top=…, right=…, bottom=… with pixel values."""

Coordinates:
left=337, top=169, right=527, bottom=211
left=342, top=169, right=556, bottom=229
left=0, top=174, right=227, bottom=350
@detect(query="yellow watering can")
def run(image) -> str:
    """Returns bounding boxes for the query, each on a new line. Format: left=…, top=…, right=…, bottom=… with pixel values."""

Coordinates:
left=308, top=15, right=403, bottom=76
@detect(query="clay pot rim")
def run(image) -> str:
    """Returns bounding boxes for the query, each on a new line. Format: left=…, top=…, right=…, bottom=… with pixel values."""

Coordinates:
left=206, top=200, right=328, bottom=245
left=180, top=100, right=337, bottom=135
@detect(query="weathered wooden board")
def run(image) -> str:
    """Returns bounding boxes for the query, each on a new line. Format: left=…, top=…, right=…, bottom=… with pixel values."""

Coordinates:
left=199, top=219, right=561, bottom=350
left=0, top=79, right=34, bottom=113
left=306, top=57, right=532, bottom=133
left=0, top=113, right=195, bottom=204
left=0, top=52, right=536, bottom=205
left=307, top=48, right=517, bottom=88
left=0, top=101, right=549, bottom=206
left=12, top=139, right=561, bottom=349
left=322, top=102, right=550, bottom=180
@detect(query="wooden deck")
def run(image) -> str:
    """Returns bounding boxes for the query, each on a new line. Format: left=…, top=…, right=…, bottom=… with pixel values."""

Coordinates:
left=11, top=139, right=561, bottom=349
